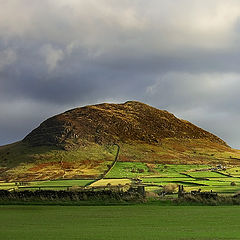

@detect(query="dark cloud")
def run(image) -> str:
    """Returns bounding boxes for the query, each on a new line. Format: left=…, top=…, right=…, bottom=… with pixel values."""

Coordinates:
left=1, top=0, right=240, bottom=148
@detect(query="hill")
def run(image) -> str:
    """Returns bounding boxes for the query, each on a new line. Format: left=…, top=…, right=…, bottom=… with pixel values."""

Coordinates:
left=23, top=101, right=226, bottom=148
left=0, top=101, right=240, bottom=181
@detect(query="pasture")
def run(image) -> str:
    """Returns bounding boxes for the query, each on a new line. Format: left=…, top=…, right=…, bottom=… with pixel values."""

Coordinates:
left=2, top=163, right=240, bottom=196
left=105, top=162, right=240, bottom=195
left=1, top=205, right=240, bottom=239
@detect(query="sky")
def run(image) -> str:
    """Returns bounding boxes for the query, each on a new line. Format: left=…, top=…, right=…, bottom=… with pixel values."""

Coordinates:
left=1, top=0, right=240, bottom=148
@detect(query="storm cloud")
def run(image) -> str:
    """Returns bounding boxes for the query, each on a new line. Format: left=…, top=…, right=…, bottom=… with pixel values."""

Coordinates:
left=1, top=0, right=240, bottom=148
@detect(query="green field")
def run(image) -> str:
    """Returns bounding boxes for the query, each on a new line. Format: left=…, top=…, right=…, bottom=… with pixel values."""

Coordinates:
left=1, top=205, right=240, bottom=240
left=105, top=162, right=149, bottom=178
left=105, top=162, right=240, bottom=195
left=2, top=163, right=240, bottom=195
left=105, top=162, right=210, bottom=178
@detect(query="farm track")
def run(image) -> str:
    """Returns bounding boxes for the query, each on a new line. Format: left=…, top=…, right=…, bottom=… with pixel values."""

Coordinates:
left=88, top=144, right=120, bottom=187
left=101, top=144, right=120, bottom=179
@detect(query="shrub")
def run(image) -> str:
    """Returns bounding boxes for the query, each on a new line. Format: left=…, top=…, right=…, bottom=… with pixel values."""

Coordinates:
left=163, top=183, right=178, bottom=194
left=175, top=194, right=240, bottom=206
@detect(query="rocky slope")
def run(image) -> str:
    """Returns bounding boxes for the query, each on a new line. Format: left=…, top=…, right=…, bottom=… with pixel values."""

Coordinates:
left=23, top=101, right=226, bottom=149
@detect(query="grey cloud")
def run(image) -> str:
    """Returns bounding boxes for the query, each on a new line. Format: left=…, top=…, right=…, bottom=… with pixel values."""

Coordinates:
left=40, top=44, right=64, bottom=72
left=0, top=48, right=17, bottom=71
left=146, top=72, right=240, bottom=109
left=1, top=0, right=240, bottom=148
left=144, top=72, right=240, bottom=148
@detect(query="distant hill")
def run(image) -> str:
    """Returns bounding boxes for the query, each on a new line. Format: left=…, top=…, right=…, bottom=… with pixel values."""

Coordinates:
left=0, top=101, right=240, bottom=181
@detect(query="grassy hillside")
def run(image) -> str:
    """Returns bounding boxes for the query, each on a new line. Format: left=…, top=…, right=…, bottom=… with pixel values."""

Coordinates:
left=0, top=142, right=116, bottom=181
left=0, top=138, right=240, bottom=182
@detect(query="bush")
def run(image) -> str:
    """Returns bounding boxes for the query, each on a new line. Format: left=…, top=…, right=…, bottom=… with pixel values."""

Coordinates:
left=163, top=183, right=178, bottom=194
left=175, top=194, right=240, bottom=206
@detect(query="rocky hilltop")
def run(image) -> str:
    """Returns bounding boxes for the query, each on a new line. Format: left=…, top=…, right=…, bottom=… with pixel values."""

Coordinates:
left=23, top=101, right=226, bottom=149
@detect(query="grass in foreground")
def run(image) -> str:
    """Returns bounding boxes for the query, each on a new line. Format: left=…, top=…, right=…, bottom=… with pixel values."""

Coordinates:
left=1, top=205, right=240, bottom=240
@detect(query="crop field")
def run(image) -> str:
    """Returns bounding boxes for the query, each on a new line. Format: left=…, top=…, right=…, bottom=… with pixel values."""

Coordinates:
left=1, top=205, right=240, bottom=240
